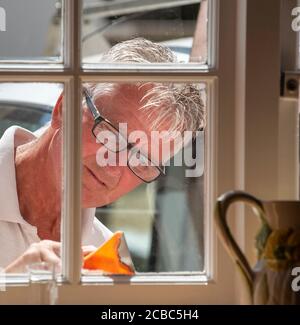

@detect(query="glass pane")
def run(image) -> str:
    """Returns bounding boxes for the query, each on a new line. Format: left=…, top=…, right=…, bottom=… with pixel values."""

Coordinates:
left=81, top=81, right=206, bottom=274
left=0, top=83, right=63, bottom=280
left=82, top=0, right=207, bottom=65
left=0, top=0, right=62, bottom=61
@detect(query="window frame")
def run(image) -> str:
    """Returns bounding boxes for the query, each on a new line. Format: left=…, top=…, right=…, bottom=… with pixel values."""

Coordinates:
left=0, top=0, right=266, bottom=304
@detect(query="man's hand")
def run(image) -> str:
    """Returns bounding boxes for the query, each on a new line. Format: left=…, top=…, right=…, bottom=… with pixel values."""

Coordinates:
left=5, top=241, right=97, bottom=273
left=82, top=245, right=97, bottom=258
left=5, top=240, right=61, bottom=273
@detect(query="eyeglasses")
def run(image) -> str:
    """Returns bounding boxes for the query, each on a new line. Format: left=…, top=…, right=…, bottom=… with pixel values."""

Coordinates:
left=83, top=87, right=165, bottom=183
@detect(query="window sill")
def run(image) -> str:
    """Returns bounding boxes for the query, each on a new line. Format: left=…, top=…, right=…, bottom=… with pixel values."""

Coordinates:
left=81, top=273, right=209, bottom=285
left=3, top=272, right=209, bottom=287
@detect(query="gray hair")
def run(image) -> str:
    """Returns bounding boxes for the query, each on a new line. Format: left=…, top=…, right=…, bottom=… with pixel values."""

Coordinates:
left=89, top=38, right=206, bottom=135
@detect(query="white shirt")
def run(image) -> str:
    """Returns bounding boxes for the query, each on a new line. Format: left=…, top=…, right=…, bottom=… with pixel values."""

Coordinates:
left=0, top=126, right=113, bottom=268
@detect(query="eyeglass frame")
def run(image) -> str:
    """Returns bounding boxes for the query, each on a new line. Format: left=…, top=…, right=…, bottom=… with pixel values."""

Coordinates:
left=82, top=87, right=165, bottom=183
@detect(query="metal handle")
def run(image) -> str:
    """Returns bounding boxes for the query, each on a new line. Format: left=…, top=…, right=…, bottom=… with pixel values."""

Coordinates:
left=215, top=191, right=265, bottom=295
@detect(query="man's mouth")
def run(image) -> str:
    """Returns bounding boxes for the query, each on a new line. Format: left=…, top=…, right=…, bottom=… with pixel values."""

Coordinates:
left=85, top=165, right=107, bottom=189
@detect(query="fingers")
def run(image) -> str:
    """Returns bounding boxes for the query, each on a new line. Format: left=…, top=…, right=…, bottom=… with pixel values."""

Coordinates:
left=32, top=241, right=62, bottom=272
left=39, top=247, right=61, bottom=266
left=41, top=240, right=61, bottom=257
left=5, top=241, right=97, bottom=273
left=82, top=245, right=97, bottom=257
left=5, top=240, right=62, bottom=273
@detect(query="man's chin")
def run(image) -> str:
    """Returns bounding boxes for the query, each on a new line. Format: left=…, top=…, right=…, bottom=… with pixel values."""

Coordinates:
left=82, top=192, right=112, bottom=209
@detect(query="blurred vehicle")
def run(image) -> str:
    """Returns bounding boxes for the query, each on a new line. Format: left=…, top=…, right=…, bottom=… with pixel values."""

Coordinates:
left=82, top=0, right=202, bottom=63
left=46, top=0, right=203, bottom=64
left=0, top=83, right=62, bottom=137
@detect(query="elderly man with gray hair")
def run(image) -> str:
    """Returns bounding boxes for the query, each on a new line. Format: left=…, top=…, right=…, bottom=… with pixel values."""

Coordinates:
left=0, top=38, right=205, bottom=273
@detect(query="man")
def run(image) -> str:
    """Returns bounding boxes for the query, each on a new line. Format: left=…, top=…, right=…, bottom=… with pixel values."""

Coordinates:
left=0, top=38, right=205, bottom=272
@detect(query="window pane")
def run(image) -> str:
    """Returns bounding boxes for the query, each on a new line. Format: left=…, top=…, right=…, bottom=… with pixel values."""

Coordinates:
left=0, top=82, right=63, bottom=278
left=82, top=0, right=207, bottom=65
left=0, top=1, right=62, bottom=61
left=81, top=81, right=206, bottom=274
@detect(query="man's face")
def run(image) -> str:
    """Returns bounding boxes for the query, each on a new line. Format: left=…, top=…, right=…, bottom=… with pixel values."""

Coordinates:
left=81, top=84, right=168, bottom=208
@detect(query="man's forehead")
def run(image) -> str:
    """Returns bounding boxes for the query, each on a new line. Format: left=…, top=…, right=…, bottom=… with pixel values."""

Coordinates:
left=93, top=84, right=156, bottom=134
left=90, top=89, right=188, bottom=168
left=91, top=83, right=183, bottom=149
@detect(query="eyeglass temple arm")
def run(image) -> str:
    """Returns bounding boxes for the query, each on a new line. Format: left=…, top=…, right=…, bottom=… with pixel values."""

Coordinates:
left=83, top=87, right=101, bottom=120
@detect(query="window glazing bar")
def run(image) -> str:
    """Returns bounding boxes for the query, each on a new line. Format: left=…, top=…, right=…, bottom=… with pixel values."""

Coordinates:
left=61, top=0, right=83, bottom=284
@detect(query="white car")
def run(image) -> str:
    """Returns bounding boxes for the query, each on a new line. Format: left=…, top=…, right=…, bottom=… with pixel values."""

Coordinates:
left=0, top=83, right=62, bottom=136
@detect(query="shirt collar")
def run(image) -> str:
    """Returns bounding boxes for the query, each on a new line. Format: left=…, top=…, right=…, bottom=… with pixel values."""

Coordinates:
left=0, top=126, right=37, bottom=224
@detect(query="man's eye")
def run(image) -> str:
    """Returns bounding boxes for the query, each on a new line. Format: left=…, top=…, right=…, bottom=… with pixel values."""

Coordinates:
left=139, top=155, right=149, bottom=166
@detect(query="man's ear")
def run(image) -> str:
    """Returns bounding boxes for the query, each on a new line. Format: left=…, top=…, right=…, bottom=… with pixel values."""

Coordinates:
left=51, top=93, right=64, bottom=129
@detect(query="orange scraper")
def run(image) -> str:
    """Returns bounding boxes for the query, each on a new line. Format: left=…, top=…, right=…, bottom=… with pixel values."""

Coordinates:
left=83, top=231, right=135, bottom=275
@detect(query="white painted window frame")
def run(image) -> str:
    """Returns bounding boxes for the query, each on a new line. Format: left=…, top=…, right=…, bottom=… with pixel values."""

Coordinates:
left=0, top=0, right=287, bottom=304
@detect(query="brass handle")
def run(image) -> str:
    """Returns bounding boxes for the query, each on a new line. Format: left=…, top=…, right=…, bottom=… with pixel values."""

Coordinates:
left=215, top=191, right=265, bottom=294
